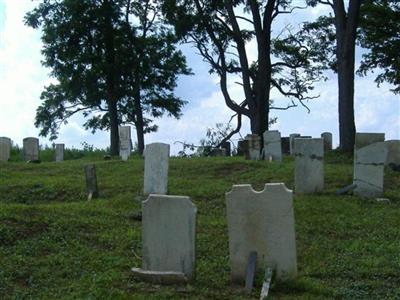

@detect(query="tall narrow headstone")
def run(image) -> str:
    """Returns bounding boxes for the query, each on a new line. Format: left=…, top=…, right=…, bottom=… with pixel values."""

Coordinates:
left=245, top=134, right=261, bottom=160
left=237, top=140, right=248, bottom=157
left=23, top=137, right=39, bottom=161
left=55, top=143, right=65, bottom=162
left=0, top=137, right=11, bottom=162
left=281, top=137, right=290, bottom=155
left=226, top=183, right=297, bottom=282
left=294, top=138, right=324, bottom=194
left=321, top=132, right=333, bottom=151
left=84, top=164, right=99, bottom=200
left=144, top=143, right=170, bottom=194
left=353, top=142, right=388, bottom=198
left=289, top=133, right=300, bottom=155
left=119, top=126, right=132, bottom=161
left=355, top=132, right=385, bottom=149
left=263, top=130, right=282, bottom=162
left=222, top=141, right=231, bottom=156
left=141, top=194, right=197, bottom=280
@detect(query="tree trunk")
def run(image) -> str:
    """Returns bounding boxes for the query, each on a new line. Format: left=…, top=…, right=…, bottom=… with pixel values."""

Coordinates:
left=108, top=100, right=119, bottom=156
left=134, top=94, right=145, bottom=155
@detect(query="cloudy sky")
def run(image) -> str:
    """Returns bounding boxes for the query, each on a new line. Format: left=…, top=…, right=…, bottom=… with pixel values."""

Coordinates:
left=0, top=1, right=398, bottom=154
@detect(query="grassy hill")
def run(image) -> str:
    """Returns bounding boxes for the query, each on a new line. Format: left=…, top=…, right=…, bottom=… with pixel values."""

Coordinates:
left=0, top=152, right=399, bottom=299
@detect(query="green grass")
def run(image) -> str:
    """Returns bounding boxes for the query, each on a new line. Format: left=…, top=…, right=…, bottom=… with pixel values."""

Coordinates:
left=0, top=153, right=399, bottom=299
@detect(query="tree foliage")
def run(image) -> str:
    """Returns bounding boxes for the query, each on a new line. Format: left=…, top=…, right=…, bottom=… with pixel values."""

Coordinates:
left=25, top=0, right=190, bottom=154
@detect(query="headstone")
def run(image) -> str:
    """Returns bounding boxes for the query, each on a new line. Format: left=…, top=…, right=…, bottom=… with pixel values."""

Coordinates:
left=55, top=143, right=65, bottom=162
left=321, top=132, right=332, bottom=151
left=0, top=137, right=11, bottom=162
left=209, top=148, right=225, bottom=157
left=141, top=194, right=197, bottom=280
left=222, top=141, right=231, bottom=156
left=119, top=126, right=132, bottom=161
left=23, top=137, right=39, bottom=161
left=384, top=140, right=400, bottom=166
left=281, top=137, right=290, bottom=155
left=263, top=130, right=282, bottom=162
left=84, top=164, right=99, bottom=200
left=294, top=138, right=324, bottom=194
left=144, top=143, right=169, bottom=194
left=289, top=133, right=300, bottom=155
left=226, top=183, right=297, bottom=282
left=245, top=134, right=261, bottom=160
left=237, top=140, right=248, bottom=157
left=355, top=132, right=385, bottom=149
left=353, top=142, right=388, bottom=198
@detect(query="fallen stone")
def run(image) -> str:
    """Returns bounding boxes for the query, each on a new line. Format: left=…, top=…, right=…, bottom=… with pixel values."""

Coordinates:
left=131, top=268, right=188, bottom=285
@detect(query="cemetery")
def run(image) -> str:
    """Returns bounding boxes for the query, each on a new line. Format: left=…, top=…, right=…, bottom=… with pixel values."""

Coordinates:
left=0, top=132, right=399, bottom=299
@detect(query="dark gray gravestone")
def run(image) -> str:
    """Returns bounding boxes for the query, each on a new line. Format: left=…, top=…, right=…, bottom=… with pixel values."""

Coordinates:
left=281, top=137, right=290, bottom=154
left=222, top=141, right=231, bottom=156
left=84, top=164, right=99, bottom=200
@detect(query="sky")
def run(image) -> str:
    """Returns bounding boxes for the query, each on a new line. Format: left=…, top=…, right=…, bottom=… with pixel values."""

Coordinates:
left=0, top=1, right=399, bottom=155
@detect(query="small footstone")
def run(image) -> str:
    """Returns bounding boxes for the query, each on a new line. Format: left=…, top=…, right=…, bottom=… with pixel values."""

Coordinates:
left=84, top=164, right=99, bottom=200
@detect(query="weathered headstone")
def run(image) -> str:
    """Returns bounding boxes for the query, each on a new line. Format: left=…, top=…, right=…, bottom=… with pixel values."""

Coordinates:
left=245, top=134, right=261, bottom=160
left=384, top=140, right=400, bottom=166
left=294, top=138, right=324, bottom=194
left=84, top=164, right=99, bottom=200
left=144, top=143, right=169, bottom=194
left=140, top=194, right=197, bottom=280
left=119, top=126, right=132, bottom=161
left=263, top=130, right=282, bottom=162
left=355, top=132, right=385, bottom=149
left=237, top=140, right=248, bottom=157
left=0, top=137, right=11, bottom=162
left=23, top=137, right=39, bottom=161
left=321, top=132, right=333, bottom=151
left=289, top=133, right=300, bottom=155
left=209, top=148, right=226, bottom=157
left=222, top=141, right=231, bottom=156
left=353, top=142, right=388, bottom=198
left=226, top=183, right=297, bottom=282
left=55, top=143, right=65, bottom=162
left=281, top=137, right=290, bottom=155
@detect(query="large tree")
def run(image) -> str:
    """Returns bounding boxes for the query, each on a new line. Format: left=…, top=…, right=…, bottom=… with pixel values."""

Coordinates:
left=163, top=0, right=327, bottom=144
left=26, top=0, right=190, bottom=155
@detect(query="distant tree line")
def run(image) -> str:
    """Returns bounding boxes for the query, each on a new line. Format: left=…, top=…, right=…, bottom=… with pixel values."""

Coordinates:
left=26, top=0, right=399, bottom=154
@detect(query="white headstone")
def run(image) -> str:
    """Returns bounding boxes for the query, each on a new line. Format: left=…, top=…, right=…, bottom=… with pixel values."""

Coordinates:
left=263, top=130, right=282, bottom=162
left=55, top=143, right=65, bottom=162
left=0, top=137, right=11, bottom=162
left=245, top=134, right=261, bottom=160
left=289, top=133, right=301, bottom=155
left=119, top=126, right=132, bottom=161
left=144, top=143, right=169, bottom=194
left=353, top=142, right=388, bottom=198
left=142, top=194, right=197, bottom=279
left=226, top=183, right=297, bottom=282
left=321, top=132, right=332, bottom=151
left=23, top=137, right=39, bottom=161
left=294, top=138, right=324, bottom=194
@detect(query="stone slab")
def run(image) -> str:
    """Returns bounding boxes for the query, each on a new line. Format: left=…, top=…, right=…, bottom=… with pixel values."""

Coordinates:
left=245, top=134, right=261, bottom=160
left=142, top=194, right=197, bottom=280
left=131, top=268, right=188, bottom=285
left=0, top=137, right=11, bottom=161
left=143, top=143, right=169, bottom=194
left=321, top=132, right=332, bottom=151
left=55, top=143, right=65, bottom=162
left=294, top=138, right=324, bottom=194
left=353, top=141, right=388, bottom=198
left=281, top=137, right=290, bottom=154
left=263, top=130, right=282, bottom=162
left=119, top=126, right=132, bottom=161
left=355, top=132, right=385, bottom=149
left=23, top=137, right=39, bottom=161
left=384, top=140, right=400, bottom=166
left=84, top=164, right=98, bottom=200
left=289, top=134, right=300, bottom=155
left=226, top=183, right=297, bottom=282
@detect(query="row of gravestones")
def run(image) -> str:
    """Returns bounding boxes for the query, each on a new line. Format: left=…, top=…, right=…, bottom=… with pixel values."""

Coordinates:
left=136, top=142, right=296, bottom=287
left=0, top=126, right=133, bottom=162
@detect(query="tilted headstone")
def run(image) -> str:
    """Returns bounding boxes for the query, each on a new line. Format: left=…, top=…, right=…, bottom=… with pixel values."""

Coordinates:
left=281, top=137, right=290, bottom=155
left=84, top=164, right=99, bottom=200
left=263, top=130, right=282, bottom=162
left=141, top=194, right=197, bottom=280
left=321, top=132, right=332, bottom=151
left=0, top=137, right=11, bottom=162
left=23, top=137, right=39, bottom=161
left=245, top=134, right=261, bottom=160
left=226, top=183, right=297, bottom=282
left=294, top=138, right=324, bottom=194
left=289, top=133, right=300, bottom=155
left=353, top=142, right=388, bottom=198
left=119, top=126, right=132, bottom=161
left=355, top=132, right=385, bottom=149
left=144, top=143, right=169, bottom=194
left=55, top=143, right=65, bottom=162
left=384, top=140, right=400, bottom=166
